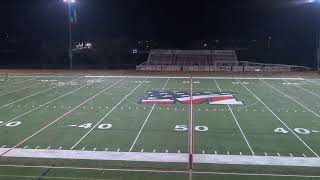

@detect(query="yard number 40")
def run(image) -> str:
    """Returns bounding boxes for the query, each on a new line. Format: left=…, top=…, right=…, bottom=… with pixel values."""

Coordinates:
left=274, top=127, right=311, bottom=135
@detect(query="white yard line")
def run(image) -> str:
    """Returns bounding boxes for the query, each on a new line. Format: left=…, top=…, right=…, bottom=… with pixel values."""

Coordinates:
left=70, top=79, right=147, bottom=150
left=283, top=80, right=320, bottom=99
left=0, top=78, right=126, bottom=156
left=0, top=77, right=82, bottom=109
left=0, top=78, right=99, bottom=127
left=0, top=81, right=46, bottom=97
left=0, top=164, right=319, bottom=178
left=129, top=78, right=170, bottom=152
left=240, top=82, right=320, bottom=157
left=262, top=80, right=320, bottom=119
left=214, top=80, right=255, bottom=155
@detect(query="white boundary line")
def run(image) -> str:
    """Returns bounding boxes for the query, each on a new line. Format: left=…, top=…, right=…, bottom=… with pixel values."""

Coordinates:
left=0, top=77, right=82, bottom=110
left=0, top=78, right=126, bottom=156
left=0, top=164, right=319, bottom=178
left=0, top=164, right=318, bottom=178
left=70, top=79, right=148, bottom=150
left=0, top=78, right=100, bottom=127
left=2, top=148, right=320, bottom=168
left=283, top=79, right=320, bottom=99
left=129, top=78, right=170, bottom=152
left=214, top=80, right=255, bottom=155
left=240, top=81, right=320, bottom=157
left=7, top=75, right=305, bottom=80
left=262, top=80, right=320, bottom=119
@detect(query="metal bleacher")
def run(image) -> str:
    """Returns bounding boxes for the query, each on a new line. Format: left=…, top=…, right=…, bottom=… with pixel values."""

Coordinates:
left=137, top=49, right=310, bottom=72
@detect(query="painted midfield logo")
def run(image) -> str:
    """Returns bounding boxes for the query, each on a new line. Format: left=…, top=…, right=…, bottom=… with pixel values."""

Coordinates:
left=141, top=91, right=244, bottom=105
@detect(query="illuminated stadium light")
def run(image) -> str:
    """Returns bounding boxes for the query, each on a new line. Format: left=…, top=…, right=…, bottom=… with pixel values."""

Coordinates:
left=63, top=0, right=76, bottom=3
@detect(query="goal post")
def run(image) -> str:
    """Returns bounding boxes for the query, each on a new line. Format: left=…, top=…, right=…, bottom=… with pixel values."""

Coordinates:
left=188, top=77, right=194, bottom=170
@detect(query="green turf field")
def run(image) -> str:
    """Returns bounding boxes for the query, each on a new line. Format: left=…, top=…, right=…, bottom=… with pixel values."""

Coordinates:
left=0, top=74, right=320, bottom=179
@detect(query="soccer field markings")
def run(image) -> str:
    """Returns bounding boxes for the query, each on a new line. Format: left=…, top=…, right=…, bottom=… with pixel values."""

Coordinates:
left=214, top=80, right=255, bottom=155
left=70, top=79, right=148, bottom=150
left=0, top=78, right=102, bottom=128
left=0, top=77, right=82, bottom=110
left=129, top=78, right=170, bottom=152
left=240, top=81, right=320, bottom=158
left=0, top=78, right=126, bottom=157
left=263, top=80, right=320, bottom=119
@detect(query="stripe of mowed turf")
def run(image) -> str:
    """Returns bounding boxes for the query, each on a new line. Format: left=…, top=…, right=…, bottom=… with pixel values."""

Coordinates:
left=0, top=77, right=125, bottom=148
left=191, top=79, right=255, bottom=155
left=240, top=79, right=320, bottom=157
left=16, top=78, right=163, bottom=151
left=127, top=78, right=189, bottom=153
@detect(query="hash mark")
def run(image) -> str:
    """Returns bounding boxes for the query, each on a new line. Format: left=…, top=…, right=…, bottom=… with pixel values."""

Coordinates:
left=214, top=151, right=217, bottom=155
left=46, top=146, right=51, bottom=149
left=59, top=146, right=62, bottom=150
left=23, top=146, right=28, bottom=149
left=153, top=149, right=156, bottom=152
left=35, top=146, right=40, bottom=149
left=227, top=151, right=230, bottom=155
left=93, top=148, right=97, bottom=151
left=289, top=153, right=293, bottom=157
left=277, top=153, right=281, bottom=156
left=117, top=148, right=120, bottom=152
left=303, top=154, right=307, bottom=157
left=166, top=149, right=168, bottom=153
left=264, top=152, right=268, bottom=156
left=202, top=150, right=205, bottom=154
left=105, top=148, right=108, bottom=151
left=240, top=152, right=242, bottom=155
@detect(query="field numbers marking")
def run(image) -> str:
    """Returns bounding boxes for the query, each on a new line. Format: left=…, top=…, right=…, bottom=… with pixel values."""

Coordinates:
left=0, top=121, right=22, bottom=127
left=174, top=125, right=208, bottom=132
left=68, top=123, right=112, bottom=130
left=274, top=127, right=316, bottom=135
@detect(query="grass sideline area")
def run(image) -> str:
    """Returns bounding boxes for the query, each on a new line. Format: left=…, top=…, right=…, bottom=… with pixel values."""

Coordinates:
left=0, top=72, right=320, bottom=179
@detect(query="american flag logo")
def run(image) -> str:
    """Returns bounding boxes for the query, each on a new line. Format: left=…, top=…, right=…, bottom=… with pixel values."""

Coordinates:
left=141, top=91, right=244, bottom=105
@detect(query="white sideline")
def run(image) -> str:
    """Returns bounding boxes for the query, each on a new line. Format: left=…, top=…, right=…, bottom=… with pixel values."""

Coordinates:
left=129, top=78, right=170, bottom=152
left=0, top=165, right=319, bottom=178
left=240, top=82, right=319, bottom=157
left=70, top=79, right=148, bottom=150
left=0, top=77, right=82, bottom=110
left=0, top=78, right=99, bottom=127
left=85, top=75, right=305, bottom=80
left=214, top=80, right=255, bottom=155
left=1, top=148, right=320, bottom=167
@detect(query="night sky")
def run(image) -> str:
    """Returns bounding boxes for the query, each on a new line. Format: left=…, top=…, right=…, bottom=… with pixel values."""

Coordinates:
left=1, top=0, right=320, bottom=66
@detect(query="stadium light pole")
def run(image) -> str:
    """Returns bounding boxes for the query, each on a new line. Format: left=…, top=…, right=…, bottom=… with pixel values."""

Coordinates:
left=63, top=0, right=75, bottom=70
